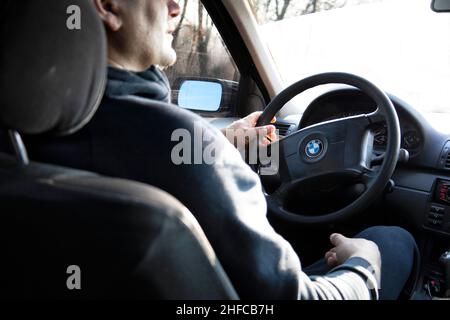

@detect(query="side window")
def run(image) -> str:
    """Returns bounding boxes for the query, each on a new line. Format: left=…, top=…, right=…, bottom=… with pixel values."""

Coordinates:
left=165, top=0, right=240, bottom=116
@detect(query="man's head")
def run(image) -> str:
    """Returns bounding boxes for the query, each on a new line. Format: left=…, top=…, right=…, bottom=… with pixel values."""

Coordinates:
left=93, top=0, right=180, bottom=72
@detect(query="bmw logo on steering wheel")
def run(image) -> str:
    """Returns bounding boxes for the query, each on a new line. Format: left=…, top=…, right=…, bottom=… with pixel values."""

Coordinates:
left=305, top=139, right=324, bottom=158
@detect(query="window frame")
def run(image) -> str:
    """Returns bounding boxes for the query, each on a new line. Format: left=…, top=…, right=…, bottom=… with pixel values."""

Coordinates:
left=169, top=0, right=271, bottom=118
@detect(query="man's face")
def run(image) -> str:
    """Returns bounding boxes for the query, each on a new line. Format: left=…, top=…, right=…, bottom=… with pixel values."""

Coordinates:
left=118, top=0, right=180, bottom=69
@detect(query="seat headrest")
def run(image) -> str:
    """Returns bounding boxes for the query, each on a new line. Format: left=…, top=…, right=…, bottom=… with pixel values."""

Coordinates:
left=0, top=0, right=107, bottom=135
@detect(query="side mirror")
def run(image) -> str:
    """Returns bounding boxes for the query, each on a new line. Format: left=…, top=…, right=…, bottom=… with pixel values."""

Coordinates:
left=432, top=0, right=450, bottom=12
left=174, top=77, right=238, bottom=114
left=178, top=80, right=223, bottom=112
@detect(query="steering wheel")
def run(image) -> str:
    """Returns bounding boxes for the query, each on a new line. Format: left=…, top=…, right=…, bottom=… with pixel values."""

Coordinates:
left=256, top=73, right=400, bottom=224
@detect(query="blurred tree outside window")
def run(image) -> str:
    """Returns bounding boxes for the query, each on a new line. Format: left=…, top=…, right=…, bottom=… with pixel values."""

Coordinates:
left=165, top=0, right=240, bottom=103
left=248, top=0, right=384, bottom=24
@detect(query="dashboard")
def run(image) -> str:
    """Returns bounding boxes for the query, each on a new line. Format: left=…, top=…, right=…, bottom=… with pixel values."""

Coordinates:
left=298, top=89, right=424, bottom=157
left=277, top=88, right=450, bottom=297
left=290, top=87, right=450, bottom=238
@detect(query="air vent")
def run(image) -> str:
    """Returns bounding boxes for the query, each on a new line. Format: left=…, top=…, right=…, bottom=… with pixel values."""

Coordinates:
left=274, top=122, right=294, bottom=137
left=439, top=141, right=450, bottom=170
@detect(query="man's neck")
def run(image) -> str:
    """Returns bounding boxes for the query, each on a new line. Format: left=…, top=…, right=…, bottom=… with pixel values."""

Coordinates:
left=108, top=58, right=146, bottom=73
left=107, top=47, right=149, bottom=73
left=108, top=58, right=128, bottom=70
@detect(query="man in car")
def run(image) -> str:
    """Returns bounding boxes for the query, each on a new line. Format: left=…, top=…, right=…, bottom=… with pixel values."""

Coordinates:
left=22, top=0, right=416, bottom=299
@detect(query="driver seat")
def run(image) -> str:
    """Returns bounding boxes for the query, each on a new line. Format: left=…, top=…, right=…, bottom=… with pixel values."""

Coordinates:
left=0, top=0, right=237, bottom=299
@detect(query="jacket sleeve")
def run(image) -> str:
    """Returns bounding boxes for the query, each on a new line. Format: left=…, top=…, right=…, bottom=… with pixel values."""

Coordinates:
left=91, top=99, right=380, bottom=300
left=176, top=118, right=380, bottom=300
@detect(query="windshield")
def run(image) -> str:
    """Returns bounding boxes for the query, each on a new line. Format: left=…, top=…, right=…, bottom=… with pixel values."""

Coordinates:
left=248, top=0, right=450, bottom=117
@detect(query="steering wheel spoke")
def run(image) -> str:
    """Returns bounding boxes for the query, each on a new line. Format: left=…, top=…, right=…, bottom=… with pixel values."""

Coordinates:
left=357, top=166, right=378, bottom=185
left=366, top=108, right=385, bottom=124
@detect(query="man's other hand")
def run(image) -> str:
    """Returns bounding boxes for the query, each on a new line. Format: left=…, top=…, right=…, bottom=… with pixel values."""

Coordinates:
left=325, top=233, right=381, bottom=273
left=221, top=111, right=278, bottom=147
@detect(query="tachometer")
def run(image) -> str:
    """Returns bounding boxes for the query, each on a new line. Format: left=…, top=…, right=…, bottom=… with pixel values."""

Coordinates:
left=372, top=124, right=387, bottom=147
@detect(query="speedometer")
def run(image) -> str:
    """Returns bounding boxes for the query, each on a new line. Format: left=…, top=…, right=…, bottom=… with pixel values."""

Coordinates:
left=402, top=130, right=421, bottom=149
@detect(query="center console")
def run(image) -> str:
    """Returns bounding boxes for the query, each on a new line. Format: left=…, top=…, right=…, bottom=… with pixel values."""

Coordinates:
left=425, top=179, right=450, bottom=233
left=417, top=241, right=450, bottom=299
left=386, top=169, right=450, bottom=299
left=418, top=179, right=450, bottom=299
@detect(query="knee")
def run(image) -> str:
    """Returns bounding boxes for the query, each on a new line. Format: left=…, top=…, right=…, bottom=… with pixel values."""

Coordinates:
left=364, top=225, right=413, bottom=240
left=386, top=226, right=415, bottom=247
left=358, top=226, right=416, bottom=257
left=360, top=227, right=418, bottom=300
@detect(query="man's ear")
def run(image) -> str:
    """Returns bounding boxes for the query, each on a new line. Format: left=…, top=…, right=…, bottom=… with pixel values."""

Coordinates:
left=92, top=0, right=123, bottom=32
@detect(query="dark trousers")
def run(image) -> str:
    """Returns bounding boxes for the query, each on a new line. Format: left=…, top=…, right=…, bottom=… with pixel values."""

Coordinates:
left=304, top=226, right=418, bottom=300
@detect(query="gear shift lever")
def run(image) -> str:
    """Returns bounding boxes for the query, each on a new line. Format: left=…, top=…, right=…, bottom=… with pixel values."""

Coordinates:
left=439, top=251, right=450, bottom=297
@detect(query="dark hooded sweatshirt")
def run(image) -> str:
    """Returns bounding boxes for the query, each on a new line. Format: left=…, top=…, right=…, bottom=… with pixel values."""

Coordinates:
left=18, top=66, right=379, bottom=299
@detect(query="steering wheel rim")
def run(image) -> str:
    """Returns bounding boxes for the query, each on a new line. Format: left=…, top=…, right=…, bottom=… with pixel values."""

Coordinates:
left=257, top=72, right=400, bottom=224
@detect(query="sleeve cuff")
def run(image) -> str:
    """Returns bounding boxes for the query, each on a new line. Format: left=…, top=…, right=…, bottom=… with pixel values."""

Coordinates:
left=330, top=257, right=380, bottom=300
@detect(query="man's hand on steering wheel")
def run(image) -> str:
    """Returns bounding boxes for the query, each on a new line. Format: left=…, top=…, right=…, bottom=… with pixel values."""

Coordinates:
left=222, top=111, right=278, bottom=147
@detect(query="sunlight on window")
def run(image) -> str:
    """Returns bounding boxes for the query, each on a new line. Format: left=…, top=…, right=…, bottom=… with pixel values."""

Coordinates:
left=250, top=0, right=450, bottom=118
